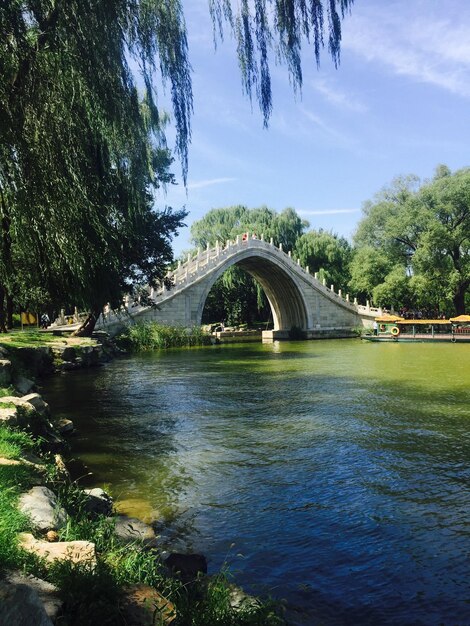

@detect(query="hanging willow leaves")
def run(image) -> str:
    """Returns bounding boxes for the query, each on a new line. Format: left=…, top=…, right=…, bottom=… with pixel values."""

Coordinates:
left=0, top=1, right=354, bottom=332
left=209, top=0, right=354, bottom=125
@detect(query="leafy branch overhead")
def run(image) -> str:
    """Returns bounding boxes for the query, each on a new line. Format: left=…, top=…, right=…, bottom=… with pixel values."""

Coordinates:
left=210, top=0, right=355, bottom=125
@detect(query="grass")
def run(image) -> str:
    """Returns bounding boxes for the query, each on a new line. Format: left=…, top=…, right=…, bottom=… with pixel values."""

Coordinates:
left=116, top=322, right=212, bottom=351
left=0, top=426, right=39, bottom=571
left=0, top=329, right=96, bottom=349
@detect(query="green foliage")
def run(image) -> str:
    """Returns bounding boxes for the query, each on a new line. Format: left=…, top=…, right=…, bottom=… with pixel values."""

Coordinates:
left=294, top=229, right=352, bottom=291
left=0, top=425, right=37, bottom=459
left=117, top=322, right=212, bottom=351
left=191, top=205, right=309, bottom=325
left=50, top=560, right=123, bottom=626
left=0, top=427, right=39, bottom=570
left=0, top=1, right=189, bottom=333
left=351, top=166, right=470, bottom=313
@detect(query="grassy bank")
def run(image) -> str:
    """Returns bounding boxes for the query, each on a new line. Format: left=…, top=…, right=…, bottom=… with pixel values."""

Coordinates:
left=0, top=422, right=284, bottom=625
left=0, top=340, right=285, bottom=625
left=116, top=322, right=212, bottom=351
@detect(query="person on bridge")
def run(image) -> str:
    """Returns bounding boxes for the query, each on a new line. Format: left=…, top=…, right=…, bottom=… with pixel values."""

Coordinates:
left=242, top=232, right=248, bottom=242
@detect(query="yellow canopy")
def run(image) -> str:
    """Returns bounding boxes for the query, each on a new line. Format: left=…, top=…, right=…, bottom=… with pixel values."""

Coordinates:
left=375, top=314, right=405, bottom=322
left=449, top=314, right=470, bottom=323
left=397, top=319, right=451, bottom=325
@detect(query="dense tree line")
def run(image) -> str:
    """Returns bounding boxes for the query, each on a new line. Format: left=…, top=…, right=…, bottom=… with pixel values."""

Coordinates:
left=351, top=165, right=470, bottom=315
left=193, top=165, right=469, bottom=325
left=0, top=1, right=353, bottom=333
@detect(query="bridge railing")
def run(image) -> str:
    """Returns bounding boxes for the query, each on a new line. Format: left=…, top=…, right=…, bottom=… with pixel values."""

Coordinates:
left=92, top=234, right=382, bottom=329
left=156, top=234, right=370, bottom=312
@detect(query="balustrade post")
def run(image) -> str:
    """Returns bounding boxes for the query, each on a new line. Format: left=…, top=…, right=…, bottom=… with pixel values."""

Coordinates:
left=346, top=294, right=350, bottom=302
left=330, top=284, right=334, bottom=292
left=260, top=233, right=264, bottom=241
left=297, top=258, right=300, bottom=266
left=338, top=289, right=342, bottom=298
left=322, top=278, right=326, bottom=286
left=279, top=243, right=283, bottom=251
left=288, top=250, right=291, bottom=258
left=366, top=300, right=370, bottom=311
left=354, top=297, right=358, bottom=305
left=216, top=240, right=220, bottom=256
left=270, top=237, right=274, bottom=245
left=314, top=272, right=318, bottom=279
left=306, top=266, right=310, bottom=274
left=236, top=235, right=240, bottom=245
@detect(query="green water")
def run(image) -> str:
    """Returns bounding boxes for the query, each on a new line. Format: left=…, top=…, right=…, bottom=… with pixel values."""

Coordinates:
left=42, top=339, right=470, bottom=625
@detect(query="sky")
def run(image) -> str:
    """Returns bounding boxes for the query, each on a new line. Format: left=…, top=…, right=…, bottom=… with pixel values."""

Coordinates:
left=157, top=0, right=470, bottom=256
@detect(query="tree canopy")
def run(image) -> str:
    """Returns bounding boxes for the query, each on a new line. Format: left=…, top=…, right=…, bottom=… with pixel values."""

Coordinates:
left=0, top=1, right=355, bottom=332
left=351, top=166, right=470, bottom=315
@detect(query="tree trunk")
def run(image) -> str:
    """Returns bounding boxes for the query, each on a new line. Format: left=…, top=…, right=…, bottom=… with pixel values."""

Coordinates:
left=6, top=294, right=13, bottom=329
left=72, top=309, right=100, bottom=337
left=453, top=284, right=467, bottom=315
left=0, top=286, right=7, bottom=333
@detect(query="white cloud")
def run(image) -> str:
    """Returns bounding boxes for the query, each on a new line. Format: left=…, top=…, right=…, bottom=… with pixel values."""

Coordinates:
left=187, top=177, right=236, bottom=190
left=343, top=3, right=470, bottom=98
left=312, top=78, right=368, bottom=113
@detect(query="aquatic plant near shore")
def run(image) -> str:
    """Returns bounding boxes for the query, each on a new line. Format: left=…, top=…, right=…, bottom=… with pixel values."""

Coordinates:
left=116, top=322, right=212, bottom=351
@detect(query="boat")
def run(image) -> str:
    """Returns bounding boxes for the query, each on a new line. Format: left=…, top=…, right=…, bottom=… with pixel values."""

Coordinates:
left=363, top=314, right=470, bottom=343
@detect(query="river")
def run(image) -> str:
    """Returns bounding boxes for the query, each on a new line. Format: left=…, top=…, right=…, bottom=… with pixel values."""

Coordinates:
left=42, top=339, right=470, bottom=625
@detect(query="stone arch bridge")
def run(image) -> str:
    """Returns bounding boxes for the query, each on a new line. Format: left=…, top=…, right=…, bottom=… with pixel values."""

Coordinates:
left=97, top=236, right=381, bottom=339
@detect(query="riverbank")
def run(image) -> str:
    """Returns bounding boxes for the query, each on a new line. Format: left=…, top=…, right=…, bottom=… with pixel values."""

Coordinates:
left=0, top=333, right=284, bottom=625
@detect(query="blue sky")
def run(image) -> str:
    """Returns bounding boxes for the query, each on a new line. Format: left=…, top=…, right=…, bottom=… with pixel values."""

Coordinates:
left=158, top=0, right=470, bottom=256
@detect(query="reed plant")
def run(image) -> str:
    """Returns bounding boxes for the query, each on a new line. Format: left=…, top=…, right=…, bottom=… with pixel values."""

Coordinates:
left=117, top=322, right=212, bottom=351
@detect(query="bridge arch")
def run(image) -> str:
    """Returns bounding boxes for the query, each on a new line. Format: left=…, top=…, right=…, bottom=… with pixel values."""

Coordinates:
left=96, top=237, right=377, bottom=337
left=196, top=247, right=312, bottom=331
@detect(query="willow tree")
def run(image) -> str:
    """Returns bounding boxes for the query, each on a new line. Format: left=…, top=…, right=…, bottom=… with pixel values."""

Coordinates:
left=352, top=166, right=470, bottom=314
left=190, top=205, right=308, bottom=325
left=0, top=1, right=354, bottom=332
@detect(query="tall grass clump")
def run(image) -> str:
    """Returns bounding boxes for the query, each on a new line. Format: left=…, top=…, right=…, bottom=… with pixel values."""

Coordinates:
left=0, top=426, right=38, bottom=570
left=117, top=322, right=212, bottom=351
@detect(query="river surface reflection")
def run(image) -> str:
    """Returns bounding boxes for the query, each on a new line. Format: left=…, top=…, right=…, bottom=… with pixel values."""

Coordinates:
left=42, top=340, right=470, bottom=625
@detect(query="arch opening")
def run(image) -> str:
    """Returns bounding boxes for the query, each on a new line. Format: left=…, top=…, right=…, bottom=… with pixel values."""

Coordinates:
left=197, top=252, right=310, bottom=332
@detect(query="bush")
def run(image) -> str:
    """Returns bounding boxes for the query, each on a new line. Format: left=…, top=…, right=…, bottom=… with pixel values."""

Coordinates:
left=116, top=323, right=212, bottom=351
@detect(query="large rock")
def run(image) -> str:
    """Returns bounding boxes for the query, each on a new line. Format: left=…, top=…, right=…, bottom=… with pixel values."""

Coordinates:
left=114, top=515, right=157, bottom=545
left=83, top=488, right=113, bottom=516
left=0, top=406, right=18, bottom=427
left=18, top=486, right=68, bottom=533
left=0, top=580, right=53, bottom=626
left=14, top=375, right=36, bottom=395
left=120, top=584, right=176, bottom=625
left=57, top=418, right=74, bottom=434
left=0, top=358, right=12, bottom=386
left=19, top=533, right=96, bottom=566
left=6, top=572, right=62, bottom=622
left=21, top=393, right=50, bottom=416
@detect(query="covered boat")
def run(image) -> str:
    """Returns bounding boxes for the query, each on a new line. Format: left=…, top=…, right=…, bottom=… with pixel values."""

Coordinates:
left=363, top=314, right=470, bottom=343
